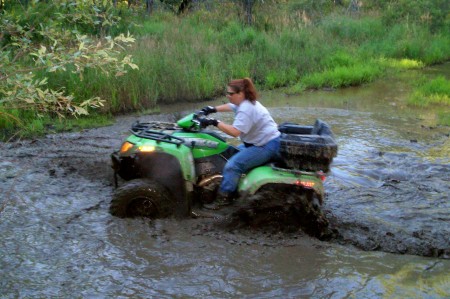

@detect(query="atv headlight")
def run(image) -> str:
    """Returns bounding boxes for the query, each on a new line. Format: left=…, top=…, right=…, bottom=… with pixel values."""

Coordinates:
left=120, top=141, right=134, bottom=154
left=138, top=145, right=156, bottom=152
left=295, top=179, right=315, bottom=188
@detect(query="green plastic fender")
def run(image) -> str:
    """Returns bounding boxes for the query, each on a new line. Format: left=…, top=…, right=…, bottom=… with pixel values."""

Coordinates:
left=177, top=113, right=200, bottom=130
left=172, top=132, right=229, bottom=159
left=122, top=134, right=196, bottom=184
left=238, top=165, right=324, bottom=196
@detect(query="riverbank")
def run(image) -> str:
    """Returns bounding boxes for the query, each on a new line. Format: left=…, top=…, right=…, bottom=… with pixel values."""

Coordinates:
left=47, top=11, right=449, bottom=112
left=2, top=61, right=449, bottom=141
left=1, top=2, right=449, bottom=139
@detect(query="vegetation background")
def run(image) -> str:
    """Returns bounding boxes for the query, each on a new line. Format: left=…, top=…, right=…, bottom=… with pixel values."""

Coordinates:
left=1, top=0, right=449, bottom=139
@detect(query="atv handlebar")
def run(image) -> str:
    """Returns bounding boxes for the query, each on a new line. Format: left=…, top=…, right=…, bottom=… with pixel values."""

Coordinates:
left=177, top=111, right=217, bottom=130
left=193, top=111, right=208, bottom=129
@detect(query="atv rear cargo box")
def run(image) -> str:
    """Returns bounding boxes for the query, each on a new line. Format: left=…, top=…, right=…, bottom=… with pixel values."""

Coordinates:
left=279, top=119, right=338, bottom=172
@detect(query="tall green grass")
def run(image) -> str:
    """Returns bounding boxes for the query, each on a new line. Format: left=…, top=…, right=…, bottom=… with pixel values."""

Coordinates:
left=119, top=12, right=447, bottom=110
left=0, top=110, right=113, bottom=141
left=320, top=15, right=386, bottom=44
left=408, top=76, right=450, bottom=126
left=301, top=58, right=385, bottom=89
left=32, top=8, right=450, bottom=114
left=362, top=23, right=450, bottom=64
left=408, top=76, right=450, bottom=107
left=3, top=3, right=450, bottom=138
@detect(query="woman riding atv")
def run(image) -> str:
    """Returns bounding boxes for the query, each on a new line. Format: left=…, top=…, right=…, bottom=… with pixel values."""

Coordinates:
left=199, top=78, right=281, bottom=210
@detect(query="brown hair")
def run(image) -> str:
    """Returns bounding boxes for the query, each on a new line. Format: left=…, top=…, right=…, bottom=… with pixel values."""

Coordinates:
left=228, top=77, right=258, bottom=103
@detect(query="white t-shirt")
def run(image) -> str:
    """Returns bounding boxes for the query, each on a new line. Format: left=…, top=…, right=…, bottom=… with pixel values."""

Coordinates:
left=229, top=100, right=280, bottom=146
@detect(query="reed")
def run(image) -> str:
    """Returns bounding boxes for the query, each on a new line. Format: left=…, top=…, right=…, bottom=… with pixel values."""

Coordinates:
left=407, top=75, right=450, bottom=126
left=0, top=111, right=113, bottom=141
left=408, top=76, right=450, bottom=107
left=2, top=3, right=449, bottom=138
left=32, top=8, right=450, bottom=111
left=301, top=61, right=384, bottom=89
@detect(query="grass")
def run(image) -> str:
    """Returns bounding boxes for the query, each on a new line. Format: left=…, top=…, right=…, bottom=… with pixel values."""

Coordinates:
left=38, top=10, right=449, bottom=112
left=407, top=76, right=450, bottom=126
left=301, top=61, right=384, bottom=89
left=2, top=4, right=450, bottom=138
left=0, top=111, right=114, bottom=141
left=437, top=110, right=450, bottom=126
left=378, top=58, right=425, bottom=70
left=408, top=76, right=450, bottom=107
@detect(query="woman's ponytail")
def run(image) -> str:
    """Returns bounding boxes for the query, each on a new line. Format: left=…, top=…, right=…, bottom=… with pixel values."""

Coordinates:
left=243, top=77, right=258, bottom=103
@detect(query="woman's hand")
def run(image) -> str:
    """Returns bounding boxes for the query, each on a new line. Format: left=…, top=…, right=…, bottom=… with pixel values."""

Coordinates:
left=200, top=106, right=217, bottom=115
left=199, top=117, right=219, bottom=127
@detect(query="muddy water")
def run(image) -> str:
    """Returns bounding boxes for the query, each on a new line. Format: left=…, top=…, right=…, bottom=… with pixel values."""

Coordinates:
left=1, top=65, right=449, bottom=297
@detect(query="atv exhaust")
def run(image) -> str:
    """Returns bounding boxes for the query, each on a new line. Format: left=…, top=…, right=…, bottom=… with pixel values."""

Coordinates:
left=198, top=174, right=223, bottom=187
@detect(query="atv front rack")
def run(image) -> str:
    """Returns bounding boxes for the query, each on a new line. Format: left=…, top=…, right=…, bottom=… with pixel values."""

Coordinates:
left=131, top=121, right=179, bottom=131
left=130, top=121, right=184, bottom=147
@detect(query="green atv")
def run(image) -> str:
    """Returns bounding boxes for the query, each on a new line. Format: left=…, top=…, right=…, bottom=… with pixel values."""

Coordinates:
left=110, top=111, right=337, bottom=235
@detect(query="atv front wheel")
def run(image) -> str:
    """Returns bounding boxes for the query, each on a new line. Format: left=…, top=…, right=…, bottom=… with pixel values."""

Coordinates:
left=110, top=179, right=175, bottom=218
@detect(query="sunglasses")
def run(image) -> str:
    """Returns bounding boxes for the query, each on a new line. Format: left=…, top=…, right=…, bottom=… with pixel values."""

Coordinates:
left=226, top=91, right=237, bottom=96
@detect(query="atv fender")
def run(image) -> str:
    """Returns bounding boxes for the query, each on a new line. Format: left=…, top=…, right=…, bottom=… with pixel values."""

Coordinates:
left=238, top=165, right=324, bottom=199
left=134, top=152, right=194, bottom=217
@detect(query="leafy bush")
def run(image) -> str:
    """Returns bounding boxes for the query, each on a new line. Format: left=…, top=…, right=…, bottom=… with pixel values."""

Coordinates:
left=0, top=0, right=138, bottom=132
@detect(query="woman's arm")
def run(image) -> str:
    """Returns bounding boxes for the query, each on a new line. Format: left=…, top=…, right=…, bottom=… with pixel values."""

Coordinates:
left=217, top=122, right=241, bottom=137
left=211, top=104, right=239, bottom=137
left=215, top=104, right=233, bottom=112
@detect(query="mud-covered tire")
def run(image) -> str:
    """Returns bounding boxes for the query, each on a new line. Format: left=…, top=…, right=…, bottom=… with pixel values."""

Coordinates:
left=110, top=179, right=175, bottom=218
left=229, top=185, right=330, bottom=239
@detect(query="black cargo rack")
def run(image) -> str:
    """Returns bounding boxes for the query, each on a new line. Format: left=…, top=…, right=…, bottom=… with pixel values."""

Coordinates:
left=130, top=121, right=185, bottom=147
left=278, top=119, right=338, bottom=172
left=131, top=121, right=179, bottom=131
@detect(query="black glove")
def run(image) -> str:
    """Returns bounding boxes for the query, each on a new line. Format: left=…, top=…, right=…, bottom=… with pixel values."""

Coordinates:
left=199, top=117, right=219, bottom=128
left=201, top=106, right=217, bottom=115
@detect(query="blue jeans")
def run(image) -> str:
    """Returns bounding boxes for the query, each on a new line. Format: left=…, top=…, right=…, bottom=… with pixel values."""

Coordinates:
left=219, top=136, right=281, bottom=195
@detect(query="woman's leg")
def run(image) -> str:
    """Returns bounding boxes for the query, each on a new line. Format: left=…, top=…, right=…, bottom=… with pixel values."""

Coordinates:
left=220, top=137, right=280, bottom=195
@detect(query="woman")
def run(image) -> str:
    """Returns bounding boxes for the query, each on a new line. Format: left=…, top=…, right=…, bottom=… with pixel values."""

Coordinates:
left=199, top=78, right=281, bottom=210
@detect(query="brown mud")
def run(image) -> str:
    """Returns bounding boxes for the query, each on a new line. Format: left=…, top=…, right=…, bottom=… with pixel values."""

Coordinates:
left=2, top=111, right=447, bottom=260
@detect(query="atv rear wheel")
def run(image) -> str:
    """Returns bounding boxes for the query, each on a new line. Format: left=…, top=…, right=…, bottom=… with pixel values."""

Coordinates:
left=110, top=179, right=175, bottom=218
left=229, top=185, right=330, bottom=239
